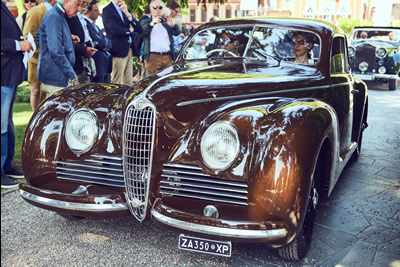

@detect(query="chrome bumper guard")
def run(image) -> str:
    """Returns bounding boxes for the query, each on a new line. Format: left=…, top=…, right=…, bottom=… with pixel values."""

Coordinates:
left=355, top=73, right=399, bottom=81
left=19, top=189, right=128, bottom=212
left=151, top=208, right=287, bottom=240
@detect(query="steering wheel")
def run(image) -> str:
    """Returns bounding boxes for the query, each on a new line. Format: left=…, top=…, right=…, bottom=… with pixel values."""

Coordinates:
left=205, top=48, right=238, bottom=57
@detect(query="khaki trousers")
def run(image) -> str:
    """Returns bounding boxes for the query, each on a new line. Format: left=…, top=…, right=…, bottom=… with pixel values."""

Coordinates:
left=145, top=53, right=173, bottom=76
left=41, top=83, right=64, bottom=99
left=111, top=48, right=133, bottom=85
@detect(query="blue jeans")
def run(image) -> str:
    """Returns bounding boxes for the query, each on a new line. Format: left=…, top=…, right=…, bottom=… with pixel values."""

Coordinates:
left=1, top=85, right=18, bottom=176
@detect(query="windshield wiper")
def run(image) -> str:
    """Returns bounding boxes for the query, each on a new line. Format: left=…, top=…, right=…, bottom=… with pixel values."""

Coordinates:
left=247, top=47, right=281, bottom=64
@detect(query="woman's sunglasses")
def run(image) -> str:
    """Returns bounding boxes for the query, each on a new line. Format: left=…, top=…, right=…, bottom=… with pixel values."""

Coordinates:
left=293, top=40, right=309, bottom=46
left=24, top=0, right=36, bottom=3
left=152, top=6, right=163, bottom=10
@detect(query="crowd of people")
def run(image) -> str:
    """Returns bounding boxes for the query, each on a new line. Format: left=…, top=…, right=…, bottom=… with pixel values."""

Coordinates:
left=1, top=0, right=186, bottom=188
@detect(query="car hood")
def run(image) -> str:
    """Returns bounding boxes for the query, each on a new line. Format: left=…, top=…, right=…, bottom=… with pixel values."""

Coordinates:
left=131, top=60, right=325, bottom=113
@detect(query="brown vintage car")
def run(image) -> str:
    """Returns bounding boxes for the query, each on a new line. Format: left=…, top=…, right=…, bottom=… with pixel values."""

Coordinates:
left=19, top=17, right=368, bottom=261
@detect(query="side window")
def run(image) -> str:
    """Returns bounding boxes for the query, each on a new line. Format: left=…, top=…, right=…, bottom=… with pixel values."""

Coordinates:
left=331, top=37, right=347, bottom=74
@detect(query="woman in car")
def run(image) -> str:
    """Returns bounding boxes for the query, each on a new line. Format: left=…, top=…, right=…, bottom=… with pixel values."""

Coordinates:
left=292, top=32, right=314, bottom=64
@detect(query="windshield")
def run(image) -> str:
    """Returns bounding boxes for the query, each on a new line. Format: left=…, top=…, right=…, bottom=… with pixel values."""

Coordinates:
left=353, top=29, right=400, bottom=42
left=182, top=26, right=321, bottom=65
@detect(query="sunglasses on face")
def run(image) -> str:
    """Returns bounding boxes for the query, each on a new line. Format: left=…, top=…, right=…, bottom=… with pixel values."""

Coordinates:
left=152, top=6, right=163, bottom=10
left=293, top=40, right=309, bottom=46
left=24, top=0, right=36, bottom=3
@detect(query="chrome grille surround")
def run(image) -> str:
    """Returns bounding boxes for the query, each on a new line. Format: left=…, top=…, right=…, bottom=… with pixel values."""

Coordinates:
left=123, top=97, right=156, bottom=222
left=161, top=162, right=248, bottom=206
left=57, top=154, right=124, bottom=188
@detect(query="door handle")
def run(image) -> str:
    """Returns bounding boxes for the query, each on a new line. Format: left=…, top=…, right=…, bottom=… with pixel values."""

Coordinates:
left=351, top=89, right=359, bottom=94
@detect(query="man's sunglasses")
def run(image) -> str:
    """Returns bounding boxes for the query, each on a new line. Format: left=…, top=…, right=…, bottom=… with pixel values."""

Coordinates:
left=152, top=6, right=163, bottom=10
left=293, top=40, right=309, bottom=46
left=24, top=0, right=36, bottom=3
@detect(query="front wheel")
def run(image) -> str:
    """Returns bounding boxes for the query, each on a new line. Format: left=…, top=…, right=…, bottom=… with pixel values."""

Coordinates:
left=388, top=79, right=397, bottom=91
left=278, top=182, right=319, bottom=261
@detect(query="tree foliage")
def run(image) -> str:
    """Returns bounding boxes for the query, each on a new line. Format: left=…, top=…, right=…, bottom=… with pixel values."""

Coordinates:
left=123, top=0, right=226, bottom=17
left=337, top=17, right=373, bottom=35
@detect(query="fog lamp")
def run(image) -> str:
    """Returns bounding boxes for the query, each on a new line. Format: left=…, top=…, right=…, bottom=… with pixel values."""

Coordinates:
left=359, top=62, right=368, bottom=72
left=378, top=66, right=386, bottom=74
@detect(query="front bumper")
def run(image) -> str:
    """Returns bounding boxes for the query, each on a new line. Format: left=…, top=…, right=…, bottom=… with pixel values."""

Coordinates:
left=354, top=73, right=399, bottom=81
left=19, top=183, right=130, bottom=217
left=151, top=198, right=288, bottom=243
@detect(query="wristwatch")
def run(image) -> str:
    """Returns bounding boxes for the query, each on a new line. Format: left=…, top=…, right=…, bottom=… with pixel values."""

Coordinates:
left=150, top=22, right=154, bottom=27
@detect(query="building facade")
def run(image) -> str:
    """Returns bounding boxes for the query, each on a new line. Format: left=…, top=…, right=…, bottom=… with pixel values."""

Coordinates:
left=180, top=0, right=400, bottom=27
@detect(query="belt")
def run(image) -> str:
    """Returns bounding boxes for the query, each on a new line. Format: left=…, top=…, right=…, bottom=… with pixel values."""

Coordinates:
left=150, top=51, right=170, bottom=56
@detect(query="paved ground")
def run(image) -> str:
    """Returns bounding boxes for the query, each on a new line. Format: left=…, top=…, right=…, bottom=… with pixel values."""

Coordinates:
left=1, top=83, right=399, bottom=266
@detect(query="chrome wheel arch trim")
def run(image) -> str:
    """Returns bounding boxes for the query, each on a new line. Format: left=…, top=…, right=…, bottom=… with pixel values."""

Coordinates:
left=151, top=209, right=287, bottom=239
left=19, top=189, right=128, bottom=212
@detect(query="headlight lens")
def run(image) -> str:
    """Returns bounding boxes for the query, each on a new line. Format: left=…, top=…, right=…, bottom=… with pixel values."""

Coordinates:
left=376, top=47, right=387, bottom=58
left=201, top=121, right=240, bottom=171
left=65, top=109, right=98, bottom=155
left=348, top=46, right=355, bottom=57
left=359, top=62, right=368, bottom=72
left=378, top=66, right=386, bottom=74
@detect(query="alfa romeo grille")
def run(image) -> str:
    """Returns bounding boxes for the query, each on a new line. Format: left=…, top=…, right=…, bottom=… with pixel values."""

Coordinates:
left=57, top=154, right=124, bottom=187
left=161, top=163, right=248, bottom=206
left=123, top=104, right=155, bottom=222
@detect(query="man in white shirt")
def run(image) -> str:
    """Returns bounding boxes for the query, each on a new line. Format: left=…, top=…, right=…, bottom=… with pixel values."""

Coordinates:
left=140, top=0, right=180, bottom=76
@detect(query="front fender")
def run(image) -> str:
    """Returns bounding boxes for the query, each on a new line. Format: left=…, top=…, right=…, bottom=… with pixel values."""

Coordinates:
left=244, top=99, right=337, bottom=245
left=22, top=83, right=130, bottom=187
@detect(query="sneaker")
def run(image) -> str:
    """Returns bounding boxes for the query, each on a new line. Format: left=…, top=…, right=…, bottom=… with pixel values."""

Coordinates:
left=1, top=175, right=19, bottom=189
left=4, top=168, right=24, bottom=179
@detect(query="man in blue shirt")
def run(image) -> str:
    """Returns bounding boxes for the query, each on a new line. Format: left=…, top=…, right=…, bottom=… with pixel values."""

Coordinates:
left=1, top=0, right=33, bottom=188
left=37, top=0, right=81, bottom=98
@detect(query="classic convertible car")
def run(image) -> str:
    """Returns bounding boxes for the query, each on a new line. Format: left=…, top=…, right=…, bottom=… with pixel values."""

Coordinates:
left=348, top=26, right=400, bottom=90
left=19, top=17, right=368, bottom=261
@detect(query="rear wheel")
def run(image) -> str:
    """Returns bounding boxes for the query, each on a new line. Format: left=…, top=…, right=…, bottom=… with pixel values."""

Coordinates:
left=278, top=179, right=319, bottom=261
left=388, top=79, right=397, bottom=91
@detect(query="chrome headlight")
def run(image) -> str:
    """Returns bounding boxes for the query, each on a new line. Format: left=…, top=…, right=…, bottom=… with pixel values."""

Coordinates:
left=359, top=62, right=368, bottom=72
left=201, top=121, right=240, bottom=171
left=348, top=46, right=355, bottom=57
left=376, top=47, right=387, bottom=58
left=65, top=109, right=98, bottom=155
left=378, top=66, right=386, bottom=74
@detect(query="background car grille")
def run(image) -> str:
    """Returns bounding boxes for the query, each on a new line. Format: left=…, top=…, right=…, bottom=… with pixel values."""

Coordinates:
left=123, top=105, right=155, bottom=222
left=355, top=44, right=375, bottom=72
left=57, top=154, right=124, bottom=187
left=160, top=163, right=249, bottom=206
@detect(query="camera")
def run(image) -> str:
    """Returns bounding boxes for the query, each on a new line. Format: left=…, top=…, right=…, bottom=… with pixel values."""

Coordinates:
left=160, top=16, right=167, bottom=23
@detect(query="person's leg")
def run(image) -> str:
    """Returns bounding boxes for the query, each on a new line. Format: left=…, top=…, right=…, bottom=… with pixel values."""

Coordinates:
left=111, top=57, right=125, bottom=84
left=1, top=85, right=17, bottom=175
left=29, top=81, right=41, bottom=110
left=145, top=54, right=163, bottom=76
left=28, top=61, right=41, bottom=110
left=41, top=83, right=64, bottom=99
left=123, top=49, right=133, bottom=85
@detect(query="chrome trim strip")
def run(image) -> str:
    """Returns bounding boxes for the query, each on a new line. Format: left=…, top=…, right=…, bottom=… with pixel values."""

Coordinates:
left=161, top=173, right=248, bottom=187
left=151, top=209, right=287, bottom=239
left=177, top=83, right=350, bottom=107
left=57, top=163, right=122, bottom=173
left=159, top=191, right=248, bottom=206
left=19, top=189, right=128, bottom=212
left=163, top=162, right=202, bottom=170
left=160, top=184, right=248, bottom=198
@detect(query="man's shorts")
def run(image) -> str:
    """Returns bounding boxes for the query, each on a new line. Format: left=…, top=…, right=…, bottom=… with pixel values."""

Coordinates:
left=28, top=61, right=39, bottom=84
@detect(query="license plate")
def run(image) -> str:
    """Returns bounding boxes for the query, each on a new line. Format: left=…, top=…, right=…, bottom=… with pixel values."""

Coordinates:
left=178, top=234, right=232, bottom=257
left=355, top=74, right=373, bottom=81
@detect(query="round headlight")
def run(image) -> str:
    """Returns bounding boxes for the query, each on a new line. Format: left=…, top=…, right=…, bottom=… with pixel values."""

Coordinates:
left=378, top=66, right=386, bottom=74
left=65, top=109, right=98, bottom=155
left=376, top=47, right=387, bottom=58
left=359, top=62, right=368, bottom=72
left=348, top=46, right=355, bottom=57
left=201, top=121, right=240, bottom=171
